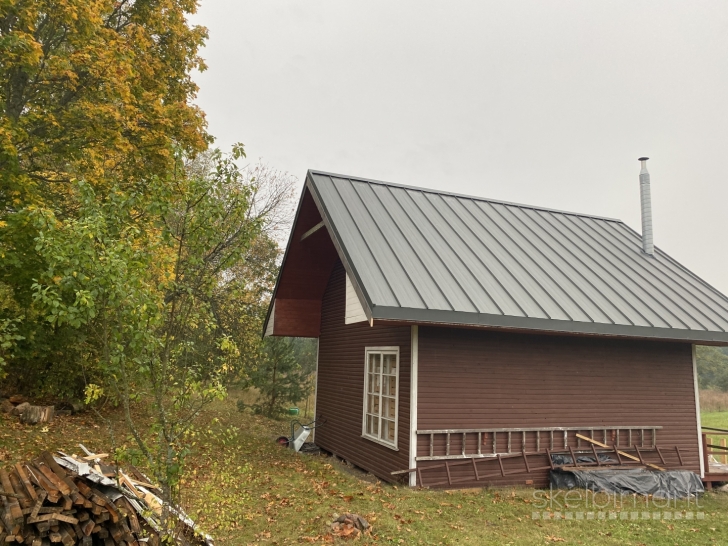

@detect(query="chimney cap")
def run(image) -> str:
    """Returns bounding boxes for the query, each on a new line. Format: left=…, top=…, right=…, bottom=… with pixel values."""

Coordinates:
left=638, top=157, right=649, bottom=161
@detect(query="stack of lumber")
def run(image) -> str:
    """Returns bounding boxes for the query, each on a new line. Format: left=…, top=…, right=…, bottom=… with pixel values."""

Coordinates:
left=0, top=447, right=212, bottom=546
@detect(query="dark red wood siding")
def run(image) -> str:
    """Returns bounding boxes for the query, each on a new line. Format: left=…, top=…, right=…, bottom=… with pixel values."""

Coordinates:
left=271, top=188, right=340, bottom=337
left=315, top=262, right=411, bottom=482
left=416, top=326, right=700, bottom=487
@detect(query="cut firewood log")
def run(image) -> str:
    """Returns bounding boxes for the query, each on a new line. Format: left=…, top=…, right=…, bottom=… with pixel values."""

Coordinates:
left=115, top=499, right=141, bottom=535
left=38, top=455, right=76, bottom=498
left=73, top=481, right=91, bottom=500
left=0, top=469, right=24, bottom=525
left=81, top=519, right=94, bottom=537
left=80, top=454, right=108, bottom=462
left=89, top=489, right=119, bottom=524
left=7, top=474, right=29, bottom=510
left=26, top=515, right=77, bottom=526
left=31, top=463, right=69, bottom=498
left=29, top=492, right=46, bottom=521
left=13, top=466, right=36, bottom=502
left=58, top=524, right=73, bottom=546
left=19, top=407, right=54, bottom=426
left=108, top=522, right=123, bottom=543
left=24, top=468, right=60, bottom=505
left=3, top=450, right=212, bottom=546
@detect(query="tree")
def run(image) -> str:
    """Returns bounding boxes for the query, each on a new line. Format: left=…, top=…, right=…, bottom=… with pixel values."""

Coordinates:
left=0, top=0, right=210, bottom=397
left=247, top=337, right=311, bottom=418
left=0, top=316, right=22, bottom=379
left=196, top=159, right=296, bottom=385
left=0, top=0, right=209, bottom=209
left=696, top=345, right=728, bottom=392
left=30, top=145, right=295, bottom=537
left=289, top=337, right=317, bottom=416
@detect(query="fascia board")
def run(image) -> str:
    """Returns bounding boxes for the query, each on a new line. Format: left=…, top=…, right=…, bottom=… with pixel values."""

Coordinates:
left=305, top=172, right=374, bottom=324
left=371, top=305, right=728, bottom=345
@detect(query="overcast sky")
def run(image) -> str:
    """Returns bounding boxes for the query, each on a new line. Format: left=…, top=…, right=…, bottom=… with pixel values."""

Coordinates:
left=192, top=1, right=728, bottom=294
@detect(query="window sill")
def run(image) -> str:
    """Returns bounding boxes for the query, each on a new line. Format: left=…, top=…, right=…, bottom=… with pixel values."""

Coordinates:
left=361, top=434, right=399, bottom=451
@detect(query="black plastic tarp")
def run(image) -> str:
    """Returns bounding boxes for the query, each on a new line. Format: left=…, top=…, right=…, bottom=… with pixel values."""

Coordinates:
left=550, top=468, right=704, bottom=498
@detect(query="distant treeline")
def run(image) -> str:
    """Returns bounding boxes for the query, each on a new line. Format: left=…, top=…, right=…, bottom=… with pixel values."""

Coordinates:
left=697, top=346, right=728, bottom=392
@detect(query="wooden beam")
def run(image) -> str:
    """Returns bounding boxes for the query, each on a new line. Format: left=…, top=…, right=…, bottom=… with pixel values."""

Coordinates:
left=575, top=434, right=664, bottom=471
left=300, top=221, right=325, bottom=241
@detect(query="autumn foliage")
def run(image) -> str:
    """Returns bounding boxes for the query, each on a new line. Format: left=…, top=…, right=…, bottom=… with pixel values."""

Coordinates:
left=0, top=0, right=210, bottom=209
left=0, top=2, right=301, bottom=531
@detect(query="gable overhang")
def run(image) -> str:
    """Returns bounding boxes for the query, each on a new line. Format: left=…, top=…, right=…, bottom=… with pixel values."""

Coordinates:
left=262, top=174, right=373, bottom=338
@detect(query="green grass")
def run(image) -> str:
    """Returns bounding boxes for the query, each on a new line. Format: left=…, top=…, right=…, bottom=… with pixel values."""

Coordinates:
left=701, top=411, right=728, bottom=431
left=702, top=411, right=728, bottom=467
left=1, top=399, right=728, bottom=545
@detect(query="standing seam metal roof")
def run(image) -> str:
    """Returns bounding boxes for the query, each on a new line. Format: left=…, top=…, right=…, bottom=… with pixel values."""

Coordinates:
left=306, top=170, right=728, bottom=343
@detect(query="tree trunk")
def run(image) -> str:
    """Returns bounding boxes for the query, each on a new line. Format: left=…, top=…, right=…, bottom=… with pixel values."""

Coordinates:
left=268, top=358, right=278, bottom=417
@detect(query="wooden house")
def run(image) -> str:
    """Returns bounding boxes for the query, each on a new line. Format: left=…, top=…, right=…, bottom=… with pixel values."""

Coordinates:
left=263, top=170, right=728, bottom=488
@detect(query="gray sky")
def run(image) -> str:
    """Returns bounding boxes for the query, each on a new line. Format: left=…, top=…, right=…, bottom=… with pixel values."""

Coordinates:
left=192, top=1, right=728, bottom=294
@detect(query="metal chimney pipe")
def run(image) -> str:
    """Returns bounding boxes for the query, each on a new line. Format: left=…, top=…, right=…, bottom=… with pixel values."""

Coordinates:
left=638, top=157, right=654, bottom=256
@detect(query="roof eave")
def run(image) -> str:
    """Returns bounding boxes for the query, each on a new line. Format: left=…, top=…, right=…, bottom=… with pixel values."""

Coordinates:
left=371, top=306, right=728, bottom=345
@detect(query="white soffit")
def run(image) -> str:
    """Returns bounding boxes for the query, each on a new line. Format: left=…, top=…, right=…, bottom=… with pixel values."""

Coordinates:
left=264, top=301, right=275, bottom=336
left=345, top=274, right=368, bottom=324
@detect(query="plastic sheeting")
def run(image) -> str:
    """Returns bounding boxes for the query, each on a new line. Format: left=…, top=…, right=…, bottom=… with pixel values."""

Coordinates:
left=550, top=468, right=704, bottom=498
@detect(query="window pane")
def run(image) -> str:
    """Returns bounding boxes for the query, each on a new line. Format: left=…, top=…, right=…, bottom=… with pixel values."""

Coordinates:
left=384, top=353, right=396, bottom=374
left=370, top=353, right=381, bottom=374
left=364, top=349, right=398, bottom=446
left=386, top=420, right=395, bottom=442
left=388, top=396, right=398, bottom=418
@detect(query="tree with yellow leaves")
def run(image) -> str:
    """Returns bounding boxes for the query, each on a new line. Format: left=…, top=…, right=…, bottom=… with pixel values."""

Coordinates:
left=0, top=0, right=210, bottom=389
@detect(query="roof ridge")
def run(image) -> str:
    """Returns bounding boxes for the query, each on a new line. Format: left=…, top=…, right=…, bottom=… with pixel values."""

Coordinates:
left=308, top=169, right=623, bottom=223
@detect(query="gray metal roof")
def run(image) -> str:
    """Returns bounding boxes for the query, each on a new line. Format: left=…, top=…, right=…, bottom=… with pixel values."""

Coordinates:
left=306, top=170, right=728, bottom=343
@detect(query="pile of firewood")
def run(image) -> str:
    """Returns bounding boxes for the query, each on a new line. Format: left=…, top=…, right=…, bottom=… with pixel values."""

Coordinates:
left=0, top=396, right=56, bottom=425
left=0, top=447, right=212, bottom=546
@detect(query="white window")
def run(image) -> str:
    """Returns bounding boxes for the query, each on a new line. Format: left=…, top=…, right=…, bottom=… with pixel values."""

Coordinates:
left=362, top=347, right=399, bottom=449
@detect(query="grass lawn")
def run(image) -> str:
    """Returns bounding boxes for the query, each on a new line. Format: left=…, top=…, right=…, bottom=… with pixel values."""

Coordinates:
left=1, top=399, right=727, bottom=545
left=701, top=411, right=728, bottom=430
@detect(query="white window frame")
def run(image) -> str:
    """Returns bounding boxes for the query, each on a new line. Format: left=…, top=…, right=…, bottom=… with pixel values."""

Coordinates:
left=361, top=346, right=400, bottom=450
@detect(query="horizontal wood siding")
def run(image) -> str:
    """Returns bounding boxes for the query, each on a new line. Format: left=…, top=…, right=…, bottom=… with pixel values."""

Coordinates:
left=345, top=274, right=368, bottom=324
left=273, top=298, right=322, bottom=337
left=316, top=262, right=411, bottom=482
left=417, top=326, right=700, bottom=488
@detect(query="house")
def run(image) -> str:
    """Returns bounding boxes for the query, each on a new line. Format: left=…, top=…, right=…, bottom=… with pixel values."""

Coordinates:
left=263, top=167, right=728, bottom=488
